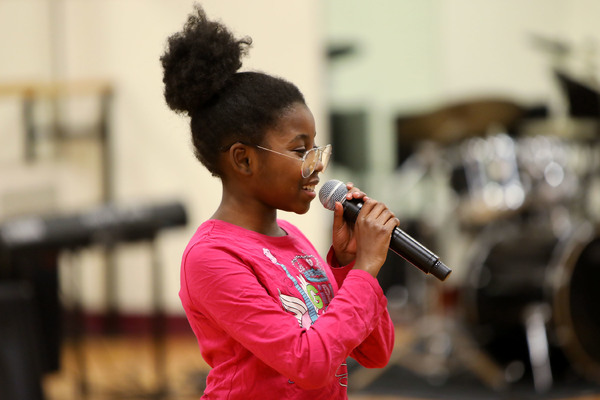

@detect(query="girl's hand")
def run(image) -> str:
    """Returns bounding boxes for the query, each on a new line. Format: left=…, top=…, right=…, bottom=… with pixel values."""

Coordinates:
left=351, top=197, right=399, bottom=277
left=332, top=183, right=399, bottom=277
left=331, top=182, right=364, bottom=266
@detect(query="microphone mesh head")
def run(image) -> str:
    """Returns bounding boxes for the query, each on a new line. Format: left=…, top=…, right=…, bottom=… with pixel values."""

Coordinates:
left=319, top=180, right=348, bottom=211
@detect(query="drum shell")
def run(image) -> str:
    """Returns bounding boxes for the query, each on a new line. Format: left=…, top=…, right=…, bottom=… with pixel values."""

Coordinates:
left=462, top=222, right=600, bottom=383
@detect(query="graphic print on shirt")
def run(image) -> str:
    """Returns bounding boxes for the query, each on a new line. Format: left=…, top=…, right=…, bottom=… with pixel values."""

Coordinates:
left=263, top=248, right=333, bottom=328
left=336, top=363, right=348, bottom=387
left=278, top=290, right=311, bottom=328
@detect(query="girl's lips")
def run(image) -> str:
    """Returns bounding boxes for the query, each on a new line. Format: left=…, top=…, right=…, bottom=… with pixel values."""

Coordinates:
left=302, top=179, right=320, bottom=191
left=302, top=181, right=319, bottom=199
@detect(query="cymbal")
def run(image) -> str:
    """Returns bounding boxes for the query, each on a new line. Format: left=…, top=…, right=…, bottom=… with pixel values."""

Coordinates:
left=396, top=98, right=525, bottom=145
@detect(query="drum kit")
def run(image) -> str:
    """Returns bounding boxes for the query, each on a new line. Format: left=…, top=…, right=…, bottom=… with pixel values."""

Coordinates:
left=453, top=121, right=600, bottom=391
left=389, top=93, right=600, bottom=393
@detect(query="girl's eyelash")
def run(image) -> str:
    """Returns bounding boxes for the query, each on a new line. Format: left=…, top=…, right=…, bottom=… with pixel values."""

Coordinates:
left=292, top=144, right=317, bottom=154
left=296, top=144, right=318, bottom=152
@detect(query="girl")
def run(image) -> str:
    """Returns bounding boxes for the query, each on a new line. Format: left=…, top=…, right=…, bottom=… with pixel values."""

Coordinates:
left=160, top=5, right=398, bottom=399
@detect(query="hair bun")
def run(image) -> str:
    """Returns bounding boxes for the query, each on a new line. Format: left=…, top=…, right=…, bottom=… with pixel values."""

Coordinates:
left=160, top=4, right=251, bottom=114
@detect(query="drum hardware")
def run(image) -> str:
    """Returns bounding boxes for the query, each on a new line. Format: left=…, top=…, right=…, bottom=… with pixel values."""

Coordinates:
left=461, top=220, right=600, bottom=391
left=516, top=134, right=593, bottom=209
left=448, top=132, right=528, bottom=226
left=523, top=303, right=553, bottom=392
left=447, top=126, right=599, bottom=227
left=349, top=303, right=508, bottom=393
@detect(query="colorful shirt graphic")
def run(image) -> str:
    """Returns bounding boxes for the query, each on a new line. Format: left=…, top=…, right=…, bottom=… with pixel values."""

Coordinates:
left=264, top=248, right=332, bottom=328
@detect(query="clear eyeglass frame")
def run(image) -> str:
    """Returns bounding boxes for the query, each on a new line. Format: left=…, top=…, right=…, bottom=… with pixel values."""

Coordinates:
left=252, top=143, right=332, bottom=178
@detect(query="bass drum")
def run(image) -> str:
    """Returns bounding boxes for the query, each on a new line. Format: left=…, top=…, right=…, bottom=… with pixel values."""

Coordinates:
left=461, top=221, right=600, bottom=384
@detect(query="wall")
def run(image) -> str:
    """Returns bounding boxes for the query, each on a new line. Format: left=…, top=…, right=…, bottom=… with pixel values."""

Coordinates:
left=324, top=0, right=600, bottom=283
left=326, top=0, right=600, bottom=183
left=0, top=0, right=327, bottom=314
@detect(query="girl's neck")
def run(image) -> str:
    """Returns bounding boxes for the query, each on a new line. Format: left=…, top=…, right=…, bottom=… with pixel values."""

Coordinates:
left=212, top=197, right=285, bottom=237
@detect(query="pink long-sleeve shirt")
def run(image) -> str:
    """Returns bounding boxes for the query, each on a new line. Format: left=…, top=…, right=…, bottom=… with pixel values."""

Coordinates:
left=180, top=219, right=394, bottom=399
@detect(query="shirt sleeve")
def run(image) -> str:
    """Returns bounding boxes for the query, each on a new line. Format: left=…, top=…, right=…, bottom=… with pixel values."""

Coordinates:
left=181, top=242, right=389, bottom=390
left=326, top=246, right=354, bottom=287
left=349, top=300, right=395, bottom=368
left=326, top=246, right=395, bottom=368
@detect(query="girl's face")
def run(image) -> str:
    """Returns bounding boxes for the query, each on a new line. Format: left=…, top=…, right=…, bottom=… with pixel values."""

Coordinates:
left=253, top=102, right=323, bottom=215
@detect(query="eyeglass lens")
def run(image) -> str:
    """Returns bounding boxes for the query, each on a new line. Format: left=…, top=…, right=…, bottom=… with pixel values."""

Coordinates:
left=302, top=145, right=332, bottom=178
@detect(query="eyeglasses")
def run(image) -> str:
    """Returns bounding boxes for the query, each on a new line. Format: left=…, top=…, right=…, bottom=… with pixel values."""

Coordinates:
left=222, top=142, right=332, bottom=178
left=253, top=144, right=332, bottom=178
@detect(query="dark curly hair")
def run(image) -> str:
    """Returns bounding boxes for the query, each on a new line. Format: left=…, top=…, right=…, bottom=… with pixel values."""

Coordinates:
left=160, top=4, right=306, bottom=177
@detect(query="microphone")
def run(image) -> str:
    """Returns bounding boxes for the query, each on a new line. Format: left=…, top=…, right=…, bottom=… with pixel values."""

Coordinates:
left=319, top=180, right=451, bottom=281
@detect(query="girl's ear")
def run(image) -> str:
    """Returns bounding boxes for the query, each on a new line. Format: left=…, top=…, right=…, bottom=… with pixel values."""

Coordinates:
left=228, top=142, right=254, bottom=176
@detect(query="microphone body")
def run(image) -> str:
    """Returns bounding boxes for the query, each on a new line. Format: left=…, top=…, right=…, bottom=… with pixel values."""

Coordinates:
left=320, top=180, right=451, bottom=281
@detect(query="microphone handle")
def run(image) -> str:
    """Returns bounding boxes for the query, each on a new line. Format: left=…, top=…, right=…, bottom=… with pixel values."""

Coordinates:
left=342, top=198, right=451, bottom=281
left=390, top=228, right=439, bottom=274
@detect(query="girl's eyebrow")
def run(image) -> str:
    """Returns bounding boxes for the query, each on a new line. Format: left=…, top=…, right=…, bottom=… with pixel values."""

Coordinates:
left=286, top=133, right=316, bottom=145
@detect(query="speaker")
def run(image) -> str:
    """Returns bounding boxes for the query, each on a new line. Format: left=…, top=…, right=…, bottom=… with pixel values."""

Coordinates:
left=0, top=281, right=46, bottom=400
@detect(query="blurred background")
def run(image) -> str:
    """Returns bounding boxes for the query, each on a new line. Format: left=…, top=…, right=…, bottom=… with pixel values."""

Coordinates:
left=1, top=0, right=599, bottom=399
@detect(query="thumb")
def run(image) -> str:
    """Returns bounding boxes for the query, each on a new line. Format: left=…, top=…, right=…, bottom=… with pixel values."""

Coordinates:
left=333, top=202, right=345, bottom=232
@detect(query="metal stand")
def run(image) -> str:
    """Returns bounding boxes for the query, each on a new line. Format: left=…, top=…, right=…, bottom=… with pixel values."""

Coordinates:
left=349, top=312, right=507, bottom=393
left=64, top=238, right=168, bottom=400
left=523, top=303, right=553, bottom=393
